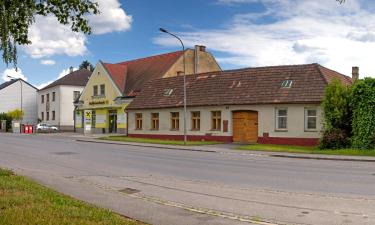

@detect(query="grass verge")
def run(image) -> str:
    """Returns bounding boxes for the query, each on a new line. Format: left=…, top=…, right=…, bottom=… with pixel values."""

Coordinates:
left=0, top=168, right=145, bottom=225
left=99, top=136, right=222, bottom=146
left=238, top=144, right=375, bottom=157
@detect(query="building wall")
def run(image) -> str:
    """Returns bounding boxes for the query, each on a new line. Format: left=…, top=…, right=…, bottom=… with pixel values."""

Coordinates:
left=38, top=86, right=60, bottom=126
left=163, top=48, right=221, bottom=78
left=76, top=63, right=126, bottom=133
left=59, top=86, right=84, bottom=128
left=0, top=81, right=37, bottom=124
left=128, top=104, right=322, bottom=145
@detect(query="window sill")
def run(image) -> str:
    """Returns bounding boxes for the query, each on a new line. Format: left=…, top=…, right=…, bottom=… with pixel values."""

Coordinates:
left=190, top=129, right=200, bottom=132
left=170, top=129, right=180, bottom=131
left=150, top=129, right=159, bottom=131
left=134, top=128, right=143, bottom=130
left=210, top=129, right=221, bottom=132
left=304, top=129, right=318, bottom=132
left=275, top=129, right=288, bottom=132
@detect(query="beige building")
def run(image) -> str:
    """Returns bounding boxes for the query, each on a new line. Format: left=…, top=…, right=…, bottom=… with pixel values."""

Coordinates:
left=75, top=46, right=221, bottom=134
left=126, top=64, right=354, bottom=146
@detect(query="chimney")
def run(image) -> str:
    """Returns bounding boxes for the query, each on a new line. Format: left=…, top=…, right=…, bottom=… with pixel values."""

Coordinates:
left=86, top=65, right=91, bottom=71
left=199, top=45, right=206, bottom=52
left=194, top=45, right=200, bottom=74
left=352, top=66, right=359, bottom=81
left=69, top=66, right=74, bottom=73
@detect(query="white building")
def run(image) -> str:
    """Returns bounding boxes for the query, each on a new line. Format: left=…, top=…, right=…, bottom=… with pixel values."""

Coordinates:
left=38, top=69, right=91, bottom=131
left=0, top=79, right=38, bottom=124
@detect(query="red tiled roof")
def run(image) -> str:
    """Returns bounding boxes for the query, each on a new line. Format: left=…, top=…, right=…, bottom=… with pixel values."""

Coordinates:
left=127, top=63, right=352, bottom=110
left=102, top=51, right=184, bottom=97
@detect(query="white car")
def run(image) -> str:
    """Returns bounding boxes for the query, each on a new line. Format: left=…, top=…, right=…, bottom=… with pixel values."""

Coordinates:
left=36, top=123, right=59, bottom=133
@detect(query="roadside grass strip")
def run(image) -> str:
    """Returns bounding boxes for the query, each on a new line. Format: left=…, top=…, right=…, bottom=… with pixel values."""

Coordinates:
left=99, top=136, right=222, bottom=146
left=0, top=169, right=145, bottom=225
left=238, top=144, right=375, bottom=157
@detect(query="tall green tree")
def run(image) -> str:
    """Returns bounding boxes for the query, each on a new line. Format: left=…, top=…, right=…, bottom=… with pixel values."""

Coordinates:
left=0, top=0, right=99, bottom=67
left=79, top=60, right=94, bottom=71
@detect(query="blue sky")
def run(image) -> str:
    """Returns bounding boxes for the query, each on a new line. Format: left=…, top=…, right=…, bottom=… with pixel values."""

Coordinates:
left=1, top=0, right=375, bottom=88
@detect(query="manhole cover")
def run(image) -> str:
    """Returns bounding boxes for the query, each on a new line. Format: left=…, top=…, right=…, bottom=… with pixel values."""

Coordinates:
left=53, top=152, right=77, bottom=155
left=119, top=188, right=140, bottom=194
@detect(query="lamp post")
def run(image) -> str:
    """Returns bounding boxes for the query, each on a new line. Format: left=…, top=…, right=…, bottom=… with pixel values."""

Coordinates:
left=159, top=28, right=187, bottom=145
left=7, top=75, right=23, bottom=122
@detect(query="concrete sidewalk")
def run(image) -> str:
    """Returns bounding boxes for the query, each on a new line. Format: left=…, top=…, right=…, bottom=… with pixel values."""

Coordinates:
left=76, top=136, right=375, bottom=162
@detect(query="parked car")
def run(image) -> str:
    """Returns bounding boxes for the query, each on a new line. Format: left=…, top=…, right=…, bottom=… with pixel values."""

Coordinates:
left=36, top=123, right=59, bottom=133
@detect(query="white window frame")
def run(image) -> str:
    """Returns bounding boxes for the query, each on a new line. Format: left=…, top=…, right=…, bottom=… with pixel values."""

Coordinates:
left=304, top=108, right=318, bottom=131
left=275, top=108, right=288, bottom=131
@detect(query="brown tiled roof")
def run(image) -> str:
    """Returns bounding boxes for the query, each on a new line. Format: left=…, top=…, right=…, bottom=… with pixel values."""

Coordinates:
left=39, top=69, right=92, bottom=91
left=127, top=63, right=352, bottom=110
left=102, top=51, right=184, bottom=97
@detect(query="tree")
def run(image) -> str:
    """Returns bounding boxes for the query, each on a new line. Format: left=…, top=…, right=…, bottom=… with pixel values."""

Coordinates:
left=7, top=109, right=24, bottom=121
left=320, top=79, right=352, bottom=149
left=0, top=1, right=99, bottom=67
left=79, top=60, right=94, bottom=71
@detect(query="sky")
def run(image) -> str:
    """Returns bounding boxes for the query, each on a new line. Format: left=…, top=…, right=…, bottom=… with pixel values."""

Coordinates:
left=1, top=0, right=375, bottom=88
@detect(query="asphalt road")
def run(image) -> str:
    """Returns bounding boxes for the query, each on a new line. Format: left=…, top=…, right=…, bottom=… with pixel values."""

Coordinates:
left=1, top=133, right=374, bottom=225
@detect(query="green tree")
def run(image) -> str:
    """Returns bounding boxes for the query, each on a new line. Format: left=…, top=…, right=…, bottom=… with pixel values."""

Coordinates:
left=79, top=60, right=94, bottom=71
left=320, top=79, right=352, bottom=149
left=0, top=0, right=99, bottom=67
left=351, top=78, right=375, bottom=149
left=7, top=109, right=24, bottom=121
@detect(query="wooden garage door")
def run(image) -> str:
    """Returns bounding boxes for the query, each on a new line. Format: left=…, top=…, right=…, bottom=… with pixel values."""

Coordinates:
left=233, top=111, right=258, bottom=143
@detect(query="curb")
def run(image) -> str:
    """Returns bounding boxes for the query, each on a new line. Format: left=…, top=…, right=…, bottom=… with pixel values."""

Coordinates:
left=270, top=154, right=375, bottom=162
left=76, top=139, right=218, bottom=153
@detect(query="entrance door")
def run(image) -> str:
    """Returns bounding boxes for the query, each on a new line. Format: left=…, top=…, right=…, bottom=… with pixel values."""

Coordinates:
left=109, top=110, right=117, bottom=133
left=232, top=111, right=258, bottom=143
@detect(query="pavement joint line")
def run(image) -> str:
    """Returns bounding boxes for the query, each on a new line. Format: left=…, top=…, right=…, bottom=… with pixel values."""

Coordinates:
left=121, top=192, right=285, bottom=225
left=75, top=139, right=218, bottom=153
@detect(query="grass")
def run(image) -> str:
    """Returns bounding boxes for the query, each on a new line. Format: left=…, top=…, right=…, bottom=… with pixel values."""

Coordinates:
left=0, top=168, right=145, bottom=225
left=238, top=144, right=375, bottom=157
left=99, top=136, right=222, bottom=146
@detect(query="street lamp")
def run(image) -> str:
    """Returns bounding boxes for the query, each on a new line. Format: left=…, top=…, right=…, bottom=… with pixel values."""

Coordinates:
left=159, top=28, right=187, bottom=145
left=7, top=76, right=23, bottom=121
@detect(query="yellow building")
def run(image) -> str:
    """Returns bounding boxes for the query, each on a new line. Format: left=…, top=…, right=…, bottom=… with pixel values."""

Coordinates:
left=75, top=46, right=221, bottom=134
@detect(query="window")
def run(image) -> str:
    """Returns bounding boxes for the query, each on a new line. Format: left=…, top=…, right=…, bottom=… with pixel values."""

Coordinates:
left=46, top=94, right=50, bottom=102
left=52, top=111, right=56, bottom=120
left=46, top=112, right=50, bottom=121
left=100, top=84, right=105, bottom=96
left=151, top=113, right=159, bottom=130
left=305, top=108, right=317, bottom=130
left=281, top=80, right=293, bottom=88
left=41, top=95, right=44, bottom=104
left=163, top=88, right=174, bottom=96
left=41, top=112, right=44, bottom=121
left=93, top=85, right=98, bottom=96
left=73, top=91, right=80, bottom=101
left=91, top=110, right=96, bottom=128
left=191, top=111, right=200, bottom=130
left=135, top=113, right=142, bottom=130
left=211, top=111, right=221, bottom=130
left=170, top=112, right=179, bottom=130
left=52, top=92, right=56, bottom=101
left=276, top=108, right=288, bottom=130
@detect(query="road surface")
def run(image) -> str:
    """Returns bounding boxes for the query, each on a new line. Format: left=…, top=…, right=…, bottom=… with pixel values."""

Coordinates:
left=0, top=133, right=374, bottom=225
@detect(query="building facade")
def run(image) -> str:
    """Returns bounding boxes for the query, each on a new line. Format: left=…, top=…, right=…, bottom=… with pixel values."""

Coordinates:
left=126, top=64, right=353, bottom=146
left=75, top=46, right=221, bottom=134
left=0, top=79, right=38, bottom=124
left=38, top=69, right=91, bottom=131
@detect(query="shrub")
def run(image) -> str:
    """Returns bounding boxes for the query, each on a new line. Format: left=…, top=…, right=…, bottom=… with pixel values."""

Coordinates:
left=0, top=112, right=12, bottom=131
left=319, top=128, right=350, bottom=149
left=350, top=78, right=375, bottom=150
left=7, top=109, right=24, bottom=121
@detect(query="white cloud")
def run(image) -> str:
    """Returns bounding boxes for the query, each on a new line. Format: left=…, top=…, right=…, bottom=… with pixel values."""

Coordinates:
left=1, top=68, right=28, bottom=82
left=22, top=0, right=132, bottom=59
left=36, top=67, right=78, bottom=89
left=89, top=0, right=132, bottom=35
left=40, top=59, right=56, bottom=65
left=155, top=0, right=375, bottom=78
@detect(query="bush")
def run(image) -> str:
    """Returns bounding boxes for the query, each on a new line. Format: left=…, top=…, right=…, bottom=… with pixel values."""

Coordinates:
left=7, top=109, right=24, bottom=121
left=0, top=112, right=12, bottom=131
left=319, top=129, right=350, bottom=149
left=351, top=78, right=375, bottom=149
